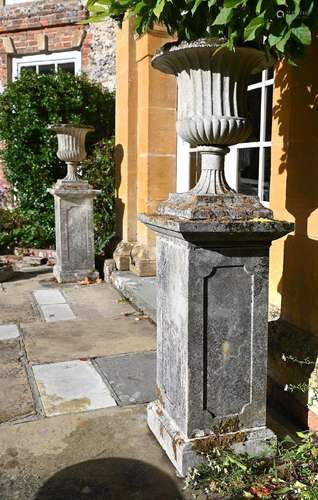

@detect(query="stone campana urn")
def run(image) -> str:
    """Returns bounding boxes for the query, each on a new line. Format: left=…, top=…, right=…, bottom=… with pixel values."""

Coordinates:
left=48, top=123, right=101, bottom=284
left=48, top=124, right=95, bottom=186
left=152, top=38, right=273, bottom=220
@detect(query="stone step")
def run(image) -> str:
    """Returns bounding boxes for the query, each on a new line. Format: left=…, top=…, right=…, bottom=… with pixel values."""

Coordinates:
left=21, top=316, right=156, bottom=365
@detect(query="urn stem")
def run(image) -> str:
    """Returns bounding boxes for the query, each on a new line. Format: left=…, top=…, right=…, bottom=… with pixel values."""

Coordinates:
left=191, top=146, right=234, bottom=195
left=65, top=161, right=80, bottom=182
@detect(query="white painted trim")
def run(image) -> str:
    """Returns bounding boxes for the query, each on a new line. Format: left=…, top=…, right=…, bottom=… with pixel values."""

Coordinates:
left=12, top=50, right=81, bottom=80
left=176, top=134, right=191, bottom=192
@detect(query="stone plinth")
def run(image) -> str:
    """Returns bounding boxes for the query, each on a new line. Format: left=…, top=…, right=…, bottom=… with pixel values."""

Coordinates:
left=140, top=211, right=293, bottom=477
left=49, top=183, right=100, bottom=283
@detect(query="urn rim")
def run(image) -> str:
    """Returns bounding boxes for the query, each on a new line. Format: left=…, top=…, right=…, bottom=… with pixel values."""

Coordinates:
left=48, top=123, right=95, bottom=131
left=152, top=37, right=274, bottom=75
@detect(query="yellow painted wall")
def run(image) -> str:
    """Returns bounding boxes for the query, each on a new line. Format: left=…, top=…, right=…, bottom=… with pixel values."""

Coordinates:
left=115, top=20, right=177, bottom=258
left=115, top=17, right=138, bottom=243
left=269, top=37, right=318, bottom=337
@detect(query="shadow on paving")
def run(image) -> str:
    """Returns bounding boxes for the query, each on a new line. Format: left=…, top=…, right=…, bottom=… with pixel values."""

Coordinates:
left=34, top=457, right=183, bottom=500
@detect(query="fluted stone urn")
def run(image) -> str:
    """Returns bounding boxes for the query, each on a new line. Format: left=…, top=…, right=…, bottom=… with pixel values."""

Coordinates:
left=152, top=39, right=273, bottom=219
left=48, top=124, right=94, bottom=185
left=48, top=123, right=100, bottom=283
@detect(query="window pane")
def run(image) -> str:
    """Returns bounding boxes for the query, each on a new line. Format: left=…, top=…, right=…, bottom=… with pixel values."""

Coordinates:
left=190, top=150, right=200, bottom=189
left=38, top=64, right=55, bottom=75
left=20, top=66, right=36, bottom=74
left=249, top=72, right=262, bottom=85
left=238, top=148, right=259, bottom=197
left=263, top=148, right=271, bottom=202
left=267, top=67, right=274, bottom=80
left=265, top=85, right=273, bottom=141
left=246, top=88, right=261, bottom=142
left=58, top=62, right=75, bottom=74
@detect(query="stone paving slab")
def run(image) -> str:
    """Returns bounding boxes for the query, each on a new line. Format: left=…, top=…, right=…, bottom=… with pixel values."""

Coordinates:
left=0, top=405, right=184, bottom=500
left=40, top=303, right=76, bottom=323
left=33, top=289, right=66, bottom=305
left=33, top=360, right=117, bottom=417
left=0, top=339, right=36, bottom=424
left=22, top=316, right=156, bottom=364
left=0, top=324, right=20, bottom=340
left=95, top=351, right=156, bottom=406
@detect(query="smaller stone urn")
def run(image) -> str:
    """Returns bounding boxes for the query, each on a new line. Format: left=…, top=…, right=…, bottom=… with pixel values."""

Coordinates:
left=48, top=123, right=100, bottom=284
left=48, top=124, right=94, bottom=185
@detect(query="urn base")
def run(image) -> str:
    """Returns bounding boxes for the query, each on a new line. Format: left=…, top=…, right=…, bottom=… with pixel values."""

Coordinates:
left=53, top=265, right=99, bottom=284
left=147, top=401, right=276, bottom=478
left=157, top=192, right=272, bottom=221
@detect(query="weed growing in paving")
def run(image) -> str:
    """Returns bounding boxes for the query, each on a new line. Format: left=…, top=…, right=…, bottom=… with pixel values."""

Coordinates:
left=185, top=432, right=318, bottom=499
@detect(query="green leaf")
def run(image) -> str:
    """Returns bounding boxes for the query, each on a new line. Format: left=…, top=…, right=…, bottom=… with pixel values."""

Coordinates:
left=224, top=0, right=245, bottom=7
left=268, top=33, right=282, bottom=47
left=212, top=7, right=233, bottom=25
left=191, top=0, right=203, bottom=14
left=291, top=24, right=312, bottom=45
left=276, top=30, right=291, bottom=52
left=153, top=0, right=165, bottom=18
left=244, top=14, right=265, bottom=41
left=256, top=0, right=264, bottom=14
left=226, top=455, right=247, bottom=471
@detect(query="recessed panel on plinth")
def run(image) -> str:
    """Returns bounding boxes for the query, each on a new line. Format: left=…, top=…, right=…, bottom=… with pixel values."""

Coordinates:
left=50, top=186, right=100, bottom=284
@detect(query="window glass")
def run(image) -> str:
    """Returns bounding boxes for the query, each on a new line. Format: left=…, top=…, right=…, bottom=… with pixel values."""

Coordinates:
left=246, top=88, right=261, bottom=142
left=238, top=148, right=259, bottom=197
left=21, top=66, right=36, bottom=74
left=265, top=85, right=273, bottom=141
left=38, top=64, right=55, bottom=75
left=249, top=72, right=262, bottom=85
left=263, top=147, right=271, bottom=202
left=57, top=62, right=75, bottom=74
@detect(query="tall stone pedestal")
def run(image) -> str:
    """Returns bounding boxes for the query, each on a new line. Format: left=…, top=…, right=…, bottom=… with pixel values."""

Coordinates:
left=140, top=208, right=293, bottom=477
left=50, top=182, right=100, bottom=284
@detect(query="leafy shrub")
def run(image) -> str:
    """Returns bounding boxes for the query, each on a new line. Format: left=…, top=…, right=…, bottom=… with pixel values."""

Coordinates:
left=81, top=138, right=116, bottom=256
left=185, top=432, right=318, bottom=498
left=87, top=0, right=318, bottom=62
left=0, top=208, right=55, bottom=251
left=0, top=70, right=115, bottom=250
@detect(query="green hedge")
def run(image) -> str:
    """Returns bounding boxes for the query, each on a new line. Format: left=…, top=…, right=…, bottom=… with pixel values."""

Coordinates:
left=0, top=70, right=115, bottom=252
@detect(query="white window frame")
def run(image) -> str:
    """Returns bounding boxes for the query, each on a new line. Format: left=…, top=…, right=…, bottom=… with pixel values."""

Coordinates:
left=12, top=51, right=81, bottom=80
left=226, top=69, right=273, bottom=206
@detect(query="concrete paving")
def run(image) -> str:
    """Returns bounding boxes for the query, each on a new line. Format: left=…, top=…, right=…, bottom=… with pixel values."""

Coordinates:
left=0, top=405, right=185, bottom=500
left=63, top=284, right=136, bottom=320
left=33, top=360, right=117, bottom=416
left=22, top=316, right=156, bottom=364
left=0, top=338, right=35, bottom=424
left=95, top=351, right=156, bottom=406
